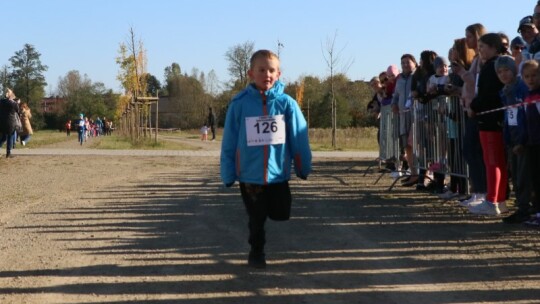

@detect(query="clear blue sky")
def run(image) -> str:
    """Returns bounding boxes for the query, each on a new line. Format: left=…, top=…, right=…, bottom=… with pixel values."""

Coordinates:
left=1, top=0, right=534, bottom=94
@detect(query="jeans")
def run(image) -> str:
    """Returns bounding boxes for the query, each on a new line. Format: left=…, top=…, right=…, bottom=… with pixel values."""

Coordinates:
left=78, top=130, right=84, bottom=145
left=20, top=134, right=31, bottom=144
left=0, top=132, right=15, bottom=155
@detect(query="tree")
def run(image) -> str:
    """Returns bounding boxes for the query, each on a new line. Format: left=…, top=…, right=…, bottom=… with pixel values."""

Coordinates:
left=321, top=31, right=353, bottom=148
left=205, top=69, right=221, bottom=97
left=225, top=41, right=254, bottom=88
left=9, top=44, right=48, bottom=129
left=116, top=28, right=147, bottom=97
left=57, top=70, right=116, bottom=122
left=145, top=73, right=161, bottom=96
left=0, top=65, right=12, bottom=94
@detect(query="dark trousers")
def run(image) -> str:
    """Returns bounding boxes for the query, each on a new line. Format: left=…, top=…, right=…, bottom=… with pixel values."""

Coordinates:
left=240, top=181, right=292, bottom=253
left=508, top=147, right=532, bottom=213
left=210, top=125, right=216, bottom=140
left=527, top=145, right=540, bottom=211
left=463, top=117, right=487, bottom=193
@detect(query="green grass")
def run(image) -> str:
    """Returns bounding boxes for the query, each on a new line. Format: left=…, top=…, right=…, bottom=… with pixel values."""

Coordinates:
left=29, top=127, right=378, bottom=151
left=25, top=130, right=73, bottom=147
left=309, top=127, right=378, bottom=151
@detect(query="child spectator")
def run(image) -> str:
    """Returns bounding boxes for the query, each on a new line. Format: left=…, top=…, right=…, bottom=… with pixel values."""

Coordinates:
left=66, top=120, right=72, bottom=136
left=220, top=50, right=312, bottom=269
left=200, top=124, right=208, bottom=141
left=496, top=56, right=532, bottom=224
left=521, top=60, right=540, bottom=224
left=469, top=33, right=508, bottom=216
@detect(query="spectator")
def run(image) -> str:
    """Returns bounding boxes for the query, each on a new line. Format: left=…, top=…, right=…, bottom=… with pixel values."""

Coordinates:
left=207, top=107, right=216, bottom=141
left=392, top=54, right=418, bottom=186
left=453, top=23, right=488, bottom=208
left=521, top=60, right=540, bottom=223
left=517, top=16, right=540, bottom=59
left=19, top=102, right=32, bottom=146
left=495, top=56, right=532, bottom=223
left=469, top=33, right=508, bottom=216
left=0, top=89, right=20, bottom=158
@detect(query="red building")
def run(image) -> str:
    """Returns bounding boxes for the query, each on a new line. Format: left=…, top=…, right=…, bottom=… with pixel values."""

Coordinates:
left=40, top=96, right=65, bottom=114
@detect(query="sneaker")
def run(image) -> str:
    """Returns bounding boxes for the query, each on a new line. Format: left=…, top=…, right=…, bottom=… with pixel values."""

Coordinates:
left=21, top=141, right=26, bottom=146
left=468, top=200, right=501, bottom=216
left=497, top=201, right=509, bottom=214
left=502, top=211, right=530, bottom=224
left=390, top=171, right=402, bottom=179
left=438, top=191, right=459, bottom=200
left=248, top=251, right=266, bottom=269
left=459, top=193, right=484, bottom=207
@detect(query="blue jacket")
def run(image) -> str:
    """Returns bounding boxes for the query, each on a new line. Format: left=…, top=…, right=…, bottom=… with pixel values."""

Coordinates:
left=220, top=81, right=312, bottom=186
left=500, top=78, right=528, bottom=146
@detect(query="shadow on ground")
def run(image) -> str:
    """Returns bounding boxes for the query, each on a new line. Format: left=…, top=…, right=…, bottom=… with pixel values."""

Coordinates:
left=4, top=159, right=540, bottom=303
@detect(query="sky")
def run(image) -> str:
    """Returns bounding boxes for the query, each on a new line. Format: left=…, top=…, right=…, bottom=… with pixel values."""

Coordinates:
left=1, top=0, right=535, bottom=95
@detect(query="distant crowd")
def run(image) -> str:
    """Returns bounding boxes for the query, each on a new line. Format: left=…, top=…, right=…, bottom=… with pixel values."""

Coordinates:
left=366, top=2, right=540, bottom=226
left=66, top=114, right=113, bottom=145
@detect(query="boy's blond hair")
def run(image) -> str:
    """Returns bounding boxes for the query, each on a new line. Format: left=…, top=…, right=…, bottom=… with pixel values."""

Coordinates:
left=250, top=50, right=279, bottom=69
left=522, top=59, right=540, bottom=75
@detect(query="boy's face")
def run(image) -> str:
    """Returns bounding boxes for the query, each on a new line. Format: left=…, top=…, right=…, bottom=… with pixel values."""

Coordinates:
left=435, top=65, right=448, bottom=76
left=496, top=67, right=515, bottom=85
left=248, top=57, right=281, bottom=91
left=522, top=66, right=540, bottom=89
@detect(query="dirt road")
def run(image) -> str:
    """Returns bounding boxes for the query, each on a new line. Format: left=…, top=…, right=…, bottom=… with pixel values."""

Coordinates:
left=0, top=139, right=539, bottom=303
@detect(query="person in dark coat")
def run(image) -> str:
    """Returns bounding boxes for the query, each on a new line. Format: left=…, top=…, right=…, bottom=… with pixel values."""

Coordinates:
left=0, top=89, right=20, bottom=158
left=207, top=106, right=216, bottom=141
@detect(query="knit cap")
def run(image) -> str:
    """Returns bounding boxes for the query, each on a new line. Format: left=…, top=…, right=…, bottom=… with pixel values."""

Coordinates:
left=433, top=56, right=449, bottom=69
left=494, top=55, right=517, bottom=75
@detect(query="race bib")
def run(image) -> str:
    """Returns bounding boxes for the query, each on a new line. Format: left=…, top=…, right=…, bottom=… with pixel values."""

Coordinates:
left=507, top=108, right=518, bottom=126
left=245, top=115, right=286, bottom=146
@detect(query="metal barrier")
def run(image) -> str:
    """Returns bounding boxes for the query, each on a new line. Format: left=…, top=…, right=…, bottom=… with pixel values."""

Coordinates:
left=364, top=95, right=469, bottom=195
left=367, top=104, right=406, bottom=184
left=410, top=95, right=469, bottom=194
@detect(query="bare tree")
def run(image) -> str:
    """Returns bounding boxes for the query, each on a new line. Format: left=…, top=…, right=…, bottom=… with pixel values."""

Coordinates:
left=225, top=41, right=254, bottom=88
left=321, top=30, right=354, bottom=148
left=205, top=69, right=221, bottom=97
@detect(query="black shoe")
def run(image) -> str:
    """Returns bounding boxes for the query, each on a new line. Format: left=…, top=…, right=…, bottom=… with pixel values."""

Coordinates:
left=400, top=176, right=411, bottom=183
left=248, top=251, right=266, bottom=269
left=502, top=211, right=530, bottom=224
left=415, top=184, right=428, bottom=191
left=401, top=177, right=419, bottom=187
left=6, top=153, right=14, bottom=158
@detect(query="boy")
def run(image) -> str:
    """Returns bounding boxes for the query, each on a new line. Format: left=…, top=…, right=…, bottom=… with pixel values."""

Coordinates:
left=495, top=56, right=531, bottom=223
left=220, top=50, right=312, bottom=269
left=521, top=60, right=540, bottom=225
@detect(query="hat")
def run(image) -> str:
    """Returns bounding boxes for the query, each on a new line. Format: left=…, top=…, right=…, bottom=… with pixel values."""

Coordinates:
left=510, top=36, right=526, bottom=48
left=495, top=55, right=517, bottom=75
left=386, top=64, right=399, bottom=77
left=518, top=16, right=534, bottom=33
left=433, top=56, right=449, bottom=69
left=79, top=113, right=84, bottom=117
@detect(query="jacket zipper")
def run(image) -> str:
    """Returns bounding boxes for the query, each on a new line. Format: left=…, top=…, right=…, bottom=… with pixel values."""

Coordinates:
left=261, top=91, right=269, bottom=185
